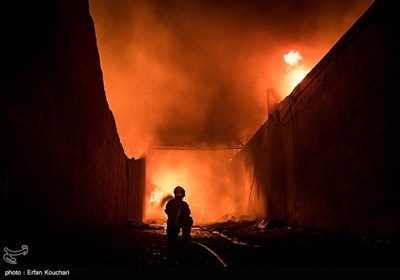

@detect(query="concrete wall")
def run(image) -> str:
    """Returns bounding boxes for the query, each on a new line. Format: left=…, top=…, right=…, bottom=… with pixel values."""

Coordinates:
left=127, top=158, right=146, bottom=224
left=0, top=0, right=144, bottom=234
left=238, top=0, right=400, bottom=237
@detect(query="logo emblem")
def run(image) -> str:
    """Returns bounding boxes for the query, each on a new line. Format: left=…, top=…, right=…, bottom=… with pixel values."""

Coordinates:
left=3, top=245, right=29, bottom=265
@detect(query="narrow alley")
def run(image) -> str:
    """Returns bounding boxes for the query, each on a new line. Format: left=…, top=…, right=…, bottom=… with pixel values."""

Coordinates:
left=2, top=1, right=400, bottom=279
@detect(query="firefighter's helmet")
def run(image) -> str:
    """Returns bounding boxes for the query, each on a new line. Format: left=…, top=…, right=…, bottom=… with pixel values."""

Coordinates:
left=173, top=186, right=185, bottom=197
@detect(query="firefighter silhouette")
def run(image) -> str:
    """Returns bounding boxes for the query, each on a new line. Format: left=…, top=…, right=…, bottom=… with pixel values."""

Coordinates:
left=165, top=186, right=193, bottom=241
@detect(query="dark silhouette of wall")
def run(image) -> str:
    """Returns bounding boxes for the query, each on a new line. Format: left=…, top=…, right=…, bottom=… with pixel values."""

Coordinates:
left=127, top=158, right=146, bottom=224
left=0, top=0, right=144, bottom=234
left=238, top=0, right=400, bottom=237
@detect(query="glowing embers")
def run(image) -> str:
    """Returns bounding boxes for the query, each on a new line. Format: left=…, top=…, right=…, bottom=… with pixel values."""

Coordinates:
left=284, top=50, right=309, bottom=94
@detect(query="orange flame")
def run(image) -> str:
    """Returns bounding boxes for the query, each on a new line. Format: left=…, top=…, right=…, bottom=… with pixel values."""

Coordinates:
left=284, top=50, right=302, bottom=66
left=149, top=191, right=157, bottom=203
left=284, top=50, right=309, bottom=94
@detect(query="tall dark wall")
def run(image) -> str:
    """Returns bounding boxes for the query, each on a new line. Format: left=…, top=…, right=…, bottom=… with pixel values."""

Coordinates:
left=0, top=0, right=142, bottom=234
left=127, top=158, right=146, bottom=224
left=236, top=114, right=286, bottom=220
left=239, top=0, right=400, bottom=237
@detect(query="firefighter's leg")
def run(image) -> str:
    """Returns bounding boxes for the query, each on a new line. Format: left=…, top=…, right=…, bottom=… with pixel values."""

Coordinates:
left=167, top=223, right=179, bottom=241
left=182, top=216, right=193, bottom=238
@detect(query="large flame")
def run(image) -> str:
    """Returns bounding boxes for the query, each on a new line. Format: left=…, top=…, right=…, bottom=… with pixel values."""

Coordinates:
left=284, top=50, right=309, bottom=94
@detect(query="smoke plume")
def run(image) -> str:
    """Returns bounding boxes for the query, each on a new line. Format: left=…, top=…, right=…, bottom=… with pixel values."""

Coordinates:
left=89, top=0, right=373, bottom=158
left=89, top=0, right=373, bottom=223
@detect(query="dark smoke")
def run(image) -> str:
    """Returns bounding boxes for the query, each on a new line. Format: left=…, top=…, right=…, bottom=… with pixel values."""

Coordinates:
left=159, top=194, right=174, bottom=209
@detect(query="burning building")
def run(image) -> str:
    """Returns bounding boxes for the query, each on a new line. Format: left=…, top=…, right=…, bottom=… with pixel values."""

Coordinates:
left=235, top=0, right=400, bottom=237
left=2, top=0, right=398, bottom=245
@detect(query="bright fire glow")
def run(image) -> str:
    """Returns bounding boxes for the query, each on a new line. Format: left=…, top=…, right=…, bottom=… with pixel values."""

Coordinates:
left=284, top=50, right=302, bottom=66
left=149, top=191, right=157, bottom=203
left=284, top=50, right=309, bottom=94
left=144, top=149, right=251, bottom=224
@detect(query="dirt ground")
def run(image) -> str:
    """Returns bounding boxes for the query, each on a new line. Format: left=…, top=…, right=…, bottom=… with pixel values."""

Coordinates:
left=2, top=219, right=400, bottom=279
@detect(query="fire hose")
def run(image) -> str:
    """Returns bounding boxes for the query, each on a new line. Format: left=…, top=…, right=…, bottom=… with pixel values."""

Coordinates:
left=190, top=240, right=228, bottom=267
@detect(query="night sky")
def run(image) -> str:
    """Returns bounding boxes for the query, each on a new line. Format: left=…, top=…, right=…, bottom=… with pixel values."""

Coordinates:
left=89, top=0, right=373, bottom=158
